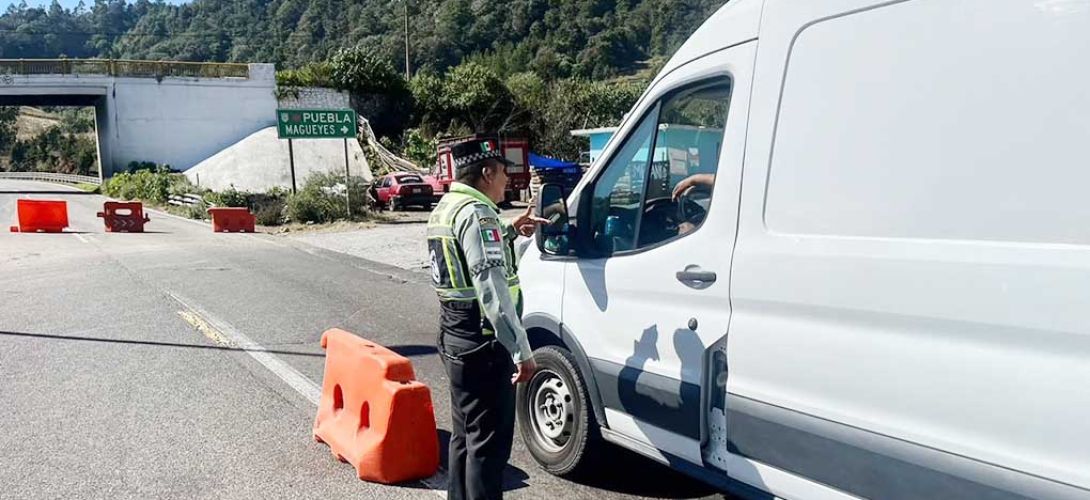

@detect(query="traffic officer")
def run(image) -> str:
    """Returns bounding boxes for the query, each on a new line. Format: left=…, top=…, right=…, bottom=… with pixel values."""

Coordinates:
left=428, top=138, right=546, bottom=500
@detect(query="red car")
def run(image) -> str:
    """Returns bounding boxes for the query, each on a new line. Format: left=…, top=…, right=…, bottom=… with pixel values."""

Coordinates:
left=372, top=173, right=434, bottom=211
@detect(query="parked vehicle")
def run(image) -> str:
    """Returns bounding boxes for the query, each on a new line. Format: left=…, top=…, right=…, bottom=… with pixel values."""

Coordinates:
left=435, top=135, right=531, bottom=203
left=372, top=173, right=433, bottom=211
left=422, top=174, right=444, bottom=203
left=515, top=1, right=1090, bottom=499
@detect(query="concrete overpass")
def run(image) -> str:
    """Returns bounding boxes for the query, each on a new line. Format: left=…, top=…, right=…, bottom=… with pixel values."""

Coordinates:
left=0, top=59, right=277, bottom=179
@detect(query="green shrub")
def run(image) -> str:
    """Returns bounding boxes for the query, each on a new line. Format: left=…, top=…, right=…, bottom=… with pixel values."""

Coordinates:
left=286, top=187, right=342, bottom=224
left=254, top=201, right=285, bottom=226
left=103, top=166, right=199, bottom=205
left=168, top=175, right=200, bottom=198
left=185, top=201, right=210, bottom=220
left=250, top=188, right=288, bottom=226
left=104, top=168, right=172, bottom=203
left=126, top=161, right=162, bottom=172
left=205, top=187, right=248, bottom=208
left=286, top=172, right=371, bottom=224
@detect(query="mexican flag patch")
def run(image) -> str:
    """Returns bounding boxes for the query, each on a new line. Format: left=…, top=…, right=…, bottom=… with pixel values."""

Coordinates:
left=481, top=228, right=502, bottom=242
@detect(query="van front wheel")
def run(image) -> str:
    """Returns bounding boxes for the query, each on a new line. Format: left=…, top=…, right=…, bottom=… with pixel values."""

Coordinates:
left=516, top=345, right=599, bottom=477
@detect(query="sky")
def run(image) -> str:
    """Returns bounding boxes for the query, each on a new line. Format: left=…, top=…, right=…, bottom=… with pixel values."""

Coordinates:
left=2, top=0, right=188, bottom=13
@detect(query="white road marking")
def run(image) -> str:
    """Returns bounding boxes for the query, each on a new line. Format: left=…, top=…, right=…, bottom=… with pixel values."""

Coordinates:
left=73, top=233, right=90, bottom=244
left=168, top=290, right=449, bottom=498
left=167, top=291, right=322, bottom=405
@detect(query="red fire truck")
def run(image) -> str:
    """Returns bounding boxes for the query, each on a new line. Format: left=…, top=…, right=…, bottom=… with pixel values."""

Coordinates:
left=434, top=135, right=531, bottom=203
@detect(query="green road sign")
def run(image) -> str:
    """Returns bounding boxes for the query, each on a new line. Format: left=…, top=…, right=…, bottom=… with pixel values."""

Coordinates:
left=277, top=109, right=358, bottom=139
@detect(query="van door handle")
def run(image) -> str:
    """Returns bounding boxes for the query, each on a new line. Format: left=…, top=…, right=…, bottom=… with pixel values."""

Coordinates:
left=676, top=267, right=717, bottom=287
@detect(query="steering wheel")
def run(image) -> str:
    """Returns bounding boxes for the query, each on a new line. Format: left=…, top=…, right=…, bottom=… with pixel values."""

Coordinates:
left=677, top=185, right=712, bottom=224
left=641, top=197, right=680, bottom=242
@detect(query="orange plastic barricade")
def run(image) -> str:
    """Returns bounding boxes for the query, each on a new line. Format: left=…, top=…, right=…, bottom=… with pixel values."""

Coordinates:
left=313, top=328, right=439, bottom=484
left=97, top=201, right=150, bottom=233
left=207, top=207, right=255, bottom=233
left=9, top=199, right=68, bottom=233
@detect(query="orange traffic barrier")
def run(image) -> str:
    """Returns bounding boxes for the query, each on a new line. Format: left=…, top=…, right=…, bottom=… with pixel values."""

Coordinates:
left=9, top=199, right=68, bottom=233
left=97, top=201, right=150, bottom=233
left=207, top=207, right=255, bottom=233
left=313, top=328, right=439, bottom=484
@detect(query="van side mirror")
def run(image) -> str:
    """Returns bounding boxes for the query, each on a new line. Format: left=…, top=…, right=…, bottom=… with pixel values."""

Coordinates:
left=535, top=183, right=571, bottom=256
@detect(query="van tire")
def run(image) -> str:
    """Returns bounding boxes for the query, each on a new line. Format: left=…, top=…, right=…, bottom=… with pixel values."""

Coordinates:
left=516, top=345, right=600, bottom=477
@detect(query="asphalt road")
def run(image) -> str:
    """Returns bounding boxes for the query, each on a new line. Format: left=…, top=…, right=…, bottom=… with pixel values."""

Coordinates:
left=0, top=180, right=726, bottom=500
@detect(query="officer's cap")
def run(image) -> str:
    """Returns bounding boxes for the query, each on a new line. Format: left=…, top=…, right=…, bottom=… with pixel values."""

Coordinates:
left=450, top=138, right=514, bottom=175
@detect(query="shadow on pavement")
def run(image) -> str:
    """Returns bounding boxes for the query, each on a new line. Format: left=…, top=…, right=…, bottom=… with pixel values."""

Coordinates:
left=100, top=231, right=171, bottom=234
left=386, top=344, right=438, bottom=358
left=0, top=330, right=324, bottom=358
left=407, top=429, right=531, bottom=494
left=567, top=445, right=723, bottom=499
left=8, top=230, right=91, bottom=234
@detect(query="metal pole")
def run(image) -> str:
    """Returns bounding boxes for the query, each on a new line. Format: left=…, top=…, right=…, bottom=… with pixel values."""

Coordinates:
left=343, top=138, right=352, bottom=218
left=288, top=139, right=297, bottom=194
left=404, top=1, right=411, bottom=79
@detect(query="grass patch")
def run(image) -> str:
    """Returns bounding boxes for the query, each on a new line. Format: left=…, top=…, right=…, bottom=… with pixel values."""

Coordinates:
left=99, top=167, right=383, bottom=228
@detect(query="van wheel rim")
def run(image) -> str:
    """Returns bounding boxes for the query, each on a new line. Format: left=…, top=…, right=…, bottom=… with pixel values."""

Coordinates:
left=529, top=369, right=573, bottom=453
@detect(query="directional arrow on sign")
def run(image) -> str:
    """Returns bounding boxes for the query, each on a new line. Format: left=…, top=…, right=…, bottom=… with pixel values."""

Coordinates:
left=341, top=126, right=349, bottom=134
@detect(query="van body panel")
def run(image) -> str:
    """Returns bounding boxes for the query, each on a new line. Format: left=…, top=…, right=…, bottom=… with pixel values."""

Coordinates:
left=728, top=395, right=1088, bottom=500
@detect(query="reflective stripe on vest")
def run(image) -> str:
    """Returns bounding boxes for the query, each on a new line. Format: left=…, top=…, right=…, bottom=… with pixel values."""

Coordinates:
left=428, top=192, right=520, bottom=302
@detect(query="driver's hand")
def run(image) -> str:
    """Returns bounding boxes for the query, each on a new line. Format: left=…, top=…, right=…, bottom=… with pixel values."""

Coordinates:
left=678, top=221, right=696, bottom=235
left=672, top=177, right=695, bottom=201
left=672, top=173, right=716, bottom=200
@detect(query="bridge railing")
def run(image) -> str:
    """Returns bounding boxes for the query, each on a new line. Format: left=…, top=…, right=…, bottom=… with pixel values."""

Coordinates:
left=0, top=59, right=250, bottom=79
left=0, top=171, right=102, bottom=185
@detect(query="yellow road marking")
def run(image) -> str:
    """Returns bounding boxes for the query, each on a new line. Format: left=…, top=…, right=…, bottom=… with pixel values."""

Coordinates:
left=177, top=310, right=232, bottom=346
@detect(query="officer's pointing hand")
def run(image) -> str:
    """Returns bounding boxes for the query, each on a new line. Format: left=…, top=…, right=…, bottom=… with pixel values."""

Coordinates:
left=511, top=205, right=550, bottom=237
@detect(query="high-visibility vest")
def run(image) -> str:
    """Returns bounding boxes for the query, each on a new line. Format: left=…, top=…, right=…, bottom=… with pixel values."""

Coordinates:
left=426, top=191, right=520, bottom=304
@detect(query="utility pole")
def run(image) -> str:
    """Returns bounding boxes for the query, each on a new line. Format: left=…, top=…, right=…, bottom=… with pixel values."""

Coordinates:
left=404, top=0, right=411, bottom=80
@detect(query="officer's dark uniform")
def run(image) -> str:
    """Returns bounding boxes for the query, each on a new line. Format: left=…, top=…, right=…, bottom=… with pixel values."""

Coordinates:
left=428, top=139, right=532, bottom=500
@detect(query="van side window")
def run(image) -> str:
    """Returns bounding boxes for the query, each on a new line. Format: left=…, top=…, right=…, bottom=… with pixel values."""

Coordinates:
left=587, top=79, right=732, bottom=254
left=588, top=103, right=660, bottom=253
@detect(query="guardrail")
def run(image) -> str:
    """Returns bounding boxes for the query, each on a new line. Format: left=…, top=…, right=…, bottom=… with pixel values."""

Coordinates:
left=0, top=59, right=250, bottom=79
left=0, top=171, right=101, bottom=185
left=167, top=194, right=207, bottom=207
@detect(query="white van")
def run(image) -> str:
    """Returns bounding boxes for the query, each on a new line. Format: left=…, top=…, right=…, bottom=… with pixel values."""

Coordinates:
left=515, top=1, right=1090, bottom=498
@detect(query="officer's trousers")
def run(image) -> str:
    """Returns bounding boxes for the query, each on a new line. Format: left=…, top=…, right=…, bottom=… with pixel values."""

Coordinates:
left=441, top=333, right=516, bottom=500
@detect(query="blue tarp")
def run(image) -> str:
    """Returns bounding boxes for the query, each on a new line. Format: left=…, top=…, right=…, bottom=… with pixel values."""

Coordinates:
left=529, top=152, right=578, bottom=170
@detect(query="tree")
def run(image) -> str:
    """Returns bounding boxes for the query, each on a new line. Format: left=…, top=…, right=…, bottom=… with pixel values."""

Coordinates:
left=533, top=79, right=643, bottom=160
left=0, top=107, right=18, bottom=170
left=409, top=73, right=448, bottom=136
left=505, top=71, right=547, bottom=137
left=441, top=61, right=514, bottom=134
left=0, top=0, right=728, bottom=79
left=329, top=45, right=407, bottom=95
